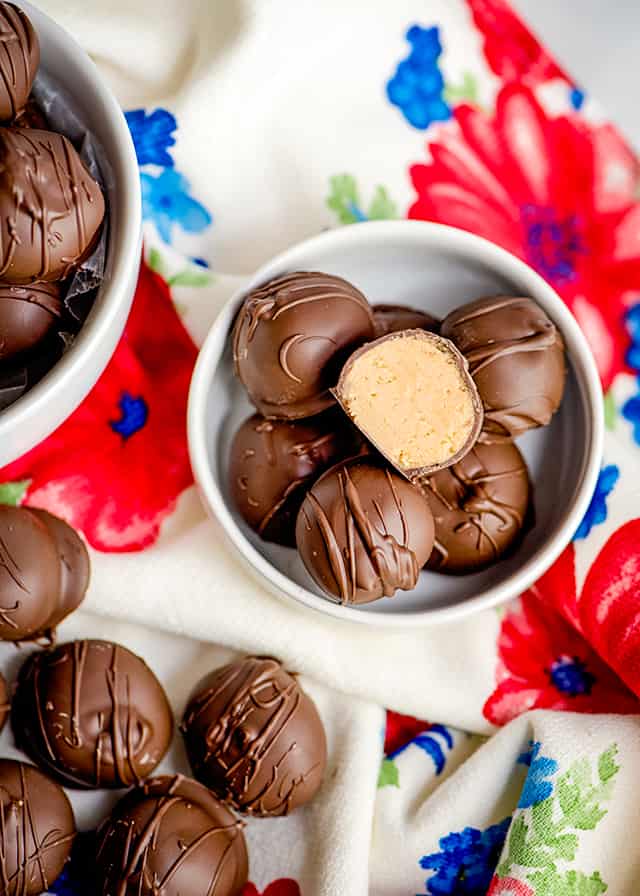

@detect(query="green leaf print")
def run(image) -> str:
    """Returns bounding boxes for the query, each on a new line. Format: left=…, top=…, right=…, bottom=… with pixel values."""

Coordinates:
left=368, top=185, right=398, bottom=220
left=603, top=390, right=616, bottom=431
left=377, top=757, right=399, bottom=789
left=443, top=71, right=479, bottom=105
left=527, top=869, right=607, bottom=896
left=148, top=246, right=168, bottom=276
left=168, top=268, right=213, bottom=287
left=327, top=174, right=397, bottom=224
left=0, top=480, right=30, bottom=506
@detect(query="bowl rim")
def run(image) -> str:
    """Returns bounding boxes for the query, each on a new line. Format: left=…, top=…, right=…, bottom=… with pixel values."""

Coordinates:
left=0, top=0, right=142, bottom=443
left=188, top=220, right=604, bottom=627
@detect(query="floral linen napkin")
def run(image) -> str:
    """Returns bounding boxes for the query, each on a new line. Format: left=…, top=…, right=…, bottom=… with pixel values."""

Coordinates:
left=3, top=0, right=640, bottom=892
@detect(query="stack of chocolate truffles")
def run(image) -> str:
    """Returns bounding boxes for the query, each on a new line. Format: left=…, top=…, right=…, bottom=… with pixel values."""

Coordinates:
left=230, top=273, right=567, bottom=605
left=0, top=2, right=106, bottom=411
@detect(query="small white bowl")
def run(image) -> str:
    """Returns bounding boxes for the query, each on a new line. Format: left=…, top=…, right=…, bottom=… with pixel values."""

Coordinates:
left=0, top=1, right=142, bottom=467
left=188, top=221, right=603, bottom=626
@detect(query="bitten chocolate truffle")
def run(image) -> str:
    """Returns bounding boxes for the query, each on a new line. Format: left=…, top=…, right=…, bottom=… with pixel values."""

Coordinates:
left=0, top=505, right=89, bottom=642
left=232, top=271, right=376, bottom=419
left=0, top=759, right=75, bottom=895
left=12, top=639, right=173, bottom=788
left=229, top=411, right=360, bottom=546
left=182, top=656, right=326, bottom=817
left=0, top=281, right=62, bottom=360
left=296, top=457, right=435, bottom=604
left=0, top=3, right=39, bottom=121
left=441, top=296, right=566, bottom=437
left=424, top=439, right=531, bottom=573
left=0, top=128, right=105, bottom=284
left=0, top=671, right=9, bottom=733
left=334, top=330, right=483, bottom=485
left=96, top=775, right=248, bottom=896
left=373, top=303, right=439, bottom=337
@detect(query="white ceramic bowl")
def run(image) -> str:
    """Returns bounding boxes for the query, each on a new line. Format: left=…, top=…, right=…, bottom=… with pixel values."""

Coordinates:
left=0, top=0, right=142, bottom=467
left=189, top=221, right=603, bottom=626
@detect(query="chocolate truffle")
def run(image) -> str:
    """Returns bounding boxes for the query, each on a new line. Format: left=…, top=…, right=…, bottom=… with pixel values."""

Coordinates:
left=441, top=296, right=566, bottom=437
left=12, top=639, right=173, bottom=788
left=232, top=271, right=376, bottom=419
left=0, top=758, right=76, bottom=895
left=96, top=775, right=248, bottom=896
left=0, top=3, right=39, bottom=122
left=14, top=97, right=48, bottom=130
left=424, top=439, right=531, bottom=573
left=0, top=505, right=89, bottom=642
left=296, top=457, right=435, bottom=604
left=0, top=128, right=105, bottom=284
left=229, top=411, right=361, bottom=547
left=0, top=671, right=9, bottom=732
left=182, top=656, right=326, bottom=816
left=373, top=303, right=439, bottom=337
left=0, top=281, right=62, bottom=360
left=334, top=330, right=483, bottom=485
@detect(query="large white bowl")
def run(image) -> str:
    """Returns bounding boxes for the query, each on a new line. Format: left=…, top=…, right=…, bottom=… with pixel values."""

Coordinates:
left=189, top=221, right=603, bottom=626
left=0, top=0, right=142, bottom=466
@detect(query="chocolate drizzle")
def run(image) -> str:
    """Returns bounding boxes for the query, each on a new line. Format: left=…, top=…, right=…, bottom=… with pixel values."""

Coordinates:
left=12, top=639, right=173, bottom=789
left=441, top=296, right=566, bottom=437
left=296, top=458, right=434, bottom=604
left=0, top=3, right=39, bottom=122
left=0, top=759, right=75, bottom=896
left=0, top=128, right=105, bottom=284
left=232, top=272, right=375, bottom=419
left=182, top=657, right=327, bottom=817
left=424, top=440, right=531, bottom=574
left=96, top=775, right=248, bottom=896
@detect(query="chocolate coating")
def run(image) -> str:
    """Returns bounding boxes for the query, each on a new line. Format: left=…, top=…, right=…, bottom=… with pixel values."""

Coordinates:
left=373, top=303, right=439, bottom=337
left=0, top=504, right=60, bottom=641
left=0, top=281, right=62, bottom=359
left=296, top=457, right=435, bottom=604
left=424, top=439, right=531, bottom=573
left=14, top=97, right=48, bottom=130
left=12, top=639, right=173, bottom=789
left=0, top=758, right=75, bottom=895
left=30, top=509, right=90, bottom=629
left=0, top=3, right=39, bottom=122
left=0, top=128, right=105, bottom=284
left=229, top=411, right=360, bottom=547
left=182, top=656, right=326, bottom=816
left=232, top=271, right=376, bottom=419
left=96, top=775, right=248, bottom=896
left=0, top=672, right=9, bottom=733
left=441, top=296, right=566, bottom=437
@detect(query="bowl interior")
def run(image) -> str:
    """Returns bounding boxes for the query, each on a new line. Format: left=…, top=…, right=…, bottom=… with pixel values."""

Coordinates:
left=195, top=223, right=600, bottom=623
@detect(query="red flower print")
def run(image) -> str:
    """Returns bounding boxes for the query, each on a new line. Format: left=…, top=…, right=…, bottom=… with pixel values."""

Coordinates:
left=384, top=710, right=429, bottom=755
left=483, top=564, right=639, bottom=725
left=488, top=877, right=534, bottom=896
left=466, top=0, right=566, bottom=85
left=242, top=881, right=301, bottom=896
left=409, top=84, right=640, bottom=388
left=0, top=258, right=197, bottom=552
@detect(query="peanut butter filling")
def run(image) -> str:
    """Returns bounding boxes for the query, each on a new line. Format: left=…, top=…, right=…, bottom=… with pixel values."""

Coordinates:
left=338, top=332, right=478, bottom=470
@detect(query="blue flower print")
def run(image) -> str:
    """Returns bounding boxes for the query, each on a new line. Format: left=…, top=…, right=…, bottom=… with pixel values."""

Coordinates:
left=623, top=377, right=640, bottom=443
left=570, top=87, right=585, bottom=110
left=517, top=741, right=558, bottom=808
left=110, top=392, right=149, bottom=440
left=388, top=723, right=454, bottom=775
left=141, top=169, right=212, bottom=244
left=387, top=25, right=451, bottom=130
left=625, top=304, right=640, bottom=370
left=549, top=656, right=595, bottom=697
left=419, top=818, right=511, bottom=895
left=574, top=464, right=620, bottom=540
left=125, top=108, right=177, bottom=168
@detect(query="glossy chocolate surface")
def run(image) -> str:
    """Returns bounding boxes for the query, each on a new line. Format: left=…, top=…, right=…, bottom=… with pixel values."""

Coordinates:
left=373, top=303, right=439, bottom=337
left=182, top=656, right=326, bottom=817
left=96, top=775, right=248, bottom=896
left=232, top=271, right=376, bottom=419
left=441, top=296, right=566, bottom=437
left=30, top=508, right=90, bottom=630
left=0, top=758, right=75, bottom=895
left=296, top=457, right=435, bottom=604
left=0, top=3, right=39, bottom=121
left=0, top=281, right=62, bottom=360
left=424, top=439, right=531, bottom=573
left=0, top=128, right=105, bottom=284
left=12, top=639, right=173, bottom=788
left=229, top=411, right=360, bottom=546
